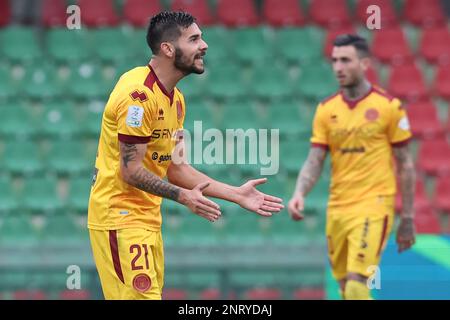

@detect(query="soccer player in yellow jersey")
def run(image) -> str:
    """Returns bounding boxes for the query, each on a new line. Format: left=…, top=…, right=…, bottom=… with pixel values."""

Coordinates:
left=88, top=11, right=284, bottom=300
left=288, top=35, right=416, bottom=300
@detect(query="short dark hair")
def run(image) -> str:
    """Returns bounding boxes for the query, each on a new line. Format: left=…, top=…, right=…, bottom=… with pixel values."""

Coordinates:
left=333, top=34, right=370, bottom=57
left=146, top=11, right=196, bottom=54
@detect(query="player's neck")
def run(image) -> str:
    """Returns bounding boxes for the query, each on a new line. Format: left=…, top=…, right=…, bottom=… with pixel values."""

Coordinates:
left=148, top=59, right=184, bottom=93
left=342, top=79, right=371, bottom=101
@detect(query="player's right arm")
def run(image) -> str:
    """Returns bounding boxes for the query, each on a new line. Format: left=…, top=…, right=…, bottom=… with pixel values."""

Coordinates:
left=288, top=147, right=327, bottom=220
left=119, top=141, right=221, bottom=222
left=288, top=102, right=329, bottom=221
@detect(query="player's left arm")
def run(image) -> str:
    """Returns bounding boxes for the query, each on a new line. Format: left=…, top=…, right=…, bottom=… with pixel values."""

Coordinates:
left=167, top=140, right=283, bottom=217
left=393, top=144, right=416, bottom=253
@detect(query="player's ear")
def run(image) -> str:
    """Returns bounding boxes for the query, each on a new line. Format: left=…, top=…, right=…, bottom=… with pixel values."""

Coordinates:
left=160, top=42, right=175, bottom=58
left=360, top=56, right=371, bottom=72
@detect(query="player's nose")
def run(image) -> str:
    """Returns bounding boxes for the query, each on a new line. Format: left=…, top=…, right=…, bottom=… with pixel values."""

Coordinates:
left=200, top=38, right=208, bottom=51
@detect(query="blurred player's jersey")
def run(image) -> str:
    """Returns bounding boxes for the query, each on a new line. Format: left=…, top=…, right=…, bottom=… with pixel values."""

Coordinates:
left=88, top=65, right=185, bottom=231
left=311, top=85, right=412, bottom=207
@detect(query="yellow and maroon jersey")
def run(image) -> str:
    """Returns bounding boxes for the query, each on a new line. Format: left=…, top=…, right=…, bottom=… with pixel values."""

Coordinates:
left=88, top=65, right=186, bottom=231
left=310, top=85, right=412, bottom=207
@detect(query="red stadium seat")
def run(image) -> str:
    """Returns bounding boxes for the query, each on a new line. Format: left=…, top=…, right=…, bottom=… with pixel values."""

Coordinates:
left=123, top=0, right=162, bottom=27
left=171, top=0, right=215, bottom=26
left=323, top=26, right=356, bottom=58
left=434, top=64, right=450, bottom=100
left=216, top=0, right=259, bottom=27
left=41, top=0, right=67, bottom=28
left=407, top=100, right=445, bottom=139
left=199, top=288, right=221, bottom=300
left=293, top=287, right=325, bottom=300
left=372, top=27, right=413, bottom=65
left=13, top=290, right=47, bottom=300
left=309, top=0, right=352, bottom=29
left=417, top=138, right=450, bottom=177
left=404, top=0, right=446, bottom=28
left=59, top=289, right=91, bottom=300
left=0, top=0, right=11, bottom=27
left=262, top=0, right=306, bottom=27
left=78, top=0, right=120, bottom=27
left=434, top=176, right=450, bottom=213
left=414, top=207, right=442, bottom=234
left=387, top=64, right=428, bottom=102
left=356, top=0, right=398, bottom=27
left=366, top=66, right=380, bottom=86
left=395, top=177, right=432, bottom=213
left=162, top=288, right=188, bottom=300
left=244, top=288, right=282, bottom=300
left=419, top=27, right=450, bottom=64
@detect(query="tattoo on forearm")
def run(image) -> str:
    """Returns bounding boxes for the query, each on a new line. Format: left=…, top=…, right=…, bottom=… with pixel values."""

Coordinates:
left=130, top=167, right=181, bottom=201
left=295, top=147, right=327, bottom=196
left=122, top=143, right=138, bottom=168
left=394, top=146, right=416, bottom=217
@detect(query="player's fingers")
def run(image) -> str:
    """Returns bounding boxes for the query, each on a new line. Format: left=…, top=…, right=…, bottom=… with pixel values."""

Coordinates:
left=288, top=201, right=300, bottom=216
left=197, top=209, right=218, bottom=222
left=262, top=200, right=284, bottom=210
left=196, top=202, right=221, bottom=217
left=263, top=194, right=283, bottom=203
left=256, top=209, right=272, bottom=217
left=260, top=204, right=281, bottom=212
left=198, top=197, right=221, bottom=211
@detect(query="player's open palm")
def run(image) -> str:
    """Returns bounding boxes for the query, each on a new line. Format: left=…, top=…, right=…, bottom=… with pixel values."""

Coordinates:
left=180, top=182, right=222, bottom=222
left=236, top=178, right=284, bottom=217
left=288, top=193, right=305, bottom=221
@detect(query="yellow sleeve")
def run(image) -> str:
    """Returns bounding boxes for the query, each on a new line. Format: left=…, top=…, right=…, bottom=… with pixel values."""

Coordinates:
left=310, top=103, right=329, bottom=149
left=388, top=98, right=412, bottom=147
left=116, top=86, right=157, bottom=144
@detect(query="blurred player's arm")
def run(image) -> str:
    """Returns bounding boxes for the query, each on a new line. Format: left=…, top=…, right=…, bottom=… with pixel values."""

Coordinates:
left=119, top=141, right=221, bottom=221
left=288, top=146, right=327, bottom=220
left=167, top=141, right=283, bottom=217
left=393, top=144, right=416, bottom=253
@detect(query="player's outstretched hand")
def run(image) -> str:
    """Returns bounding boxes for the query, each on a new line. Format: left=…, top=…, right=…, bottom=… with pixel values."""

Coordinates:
left=396, top=217, right=416, bottom=253
left=179, top=182, right=221, bottom=222
left=236, top=178, right=284, bottom=217
left=288, top=192, right=305, bottom=221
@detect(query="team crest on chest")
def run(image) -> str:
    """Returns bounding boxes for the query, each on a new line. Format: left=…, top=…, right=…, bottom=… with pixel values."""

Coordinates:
left=365, top=108, right=379, bottom=121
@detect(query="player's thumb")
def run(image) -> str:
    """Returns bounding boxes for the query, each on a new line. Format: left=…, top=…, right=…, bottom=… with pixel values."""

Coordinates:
left=195, top=182, right=210, bottom=192
left=250, top=178, right=267, bottom=187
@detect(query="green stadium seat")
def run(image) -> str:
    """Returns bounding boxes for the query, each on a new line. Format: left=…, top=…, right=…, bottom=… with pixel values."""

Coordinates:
left=0, top=26, right=42, bottom=63
left=0, top=104, right=38, bottom=139
left=205, top=64, right=248, bottom=101
left=305, top=177, right=330, bottom=213
left=223, top=212, right=267, bottom=246
left=0, top=215, right=40, bottom=246
left=297, top=61, right=338, bottom=102
left=274, top=27, right=324, bottom=64
left=79, top=103, right=105, bottom=138
left=22, top=63, right=63, bottom=100
left=183, top=100, right=216, bottom=133
left=279, top=140, right=310, bottom=174
left=0, top=66, right=17, bottom=100
left=177, top=213, right=223, bottom=247
left=46, top=28, right=91, bottom=64
left=39, top=101, right=81, bottom=139
left=267, top=100, right=314, bottom=140
left=67, top=176, right=92, bottom=214
left=202, top=26, right=231, bottom=65
left=92, top=27, right=136, bottom=63
left=1, top=141, right=44, bottom=177
left=46, top=140, right=92, bottom=176
left=250, top=64, right=294, bottom=100
left=219, top=100, right=264, bottom=130
left=0, top=176, right=19, bottom=215
left=268, top=210, right=310, bottom=245
left=185, top=272, right=221, bottom=290
left=229, top=28, right=272, bottom=65
left=130, top=28, right=151, bottom=62
left=176, top=73, right=207, bottom=101
left=21, top=176, right=65, bottom=214
left=41, top=214, right=87, bottom=246
left=67, top=63, right=112, bottom=100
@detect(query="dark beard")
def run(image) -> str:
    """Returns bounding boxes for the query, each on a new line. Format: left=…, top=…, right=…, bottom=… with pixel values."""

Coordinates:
left=174, top=47, right=204, bottom=75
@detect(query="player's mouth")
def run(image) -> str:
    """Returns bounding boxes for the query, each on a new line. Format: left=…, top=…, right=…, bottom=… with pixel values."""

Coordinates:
left=194, top=52, right=205, bottom=61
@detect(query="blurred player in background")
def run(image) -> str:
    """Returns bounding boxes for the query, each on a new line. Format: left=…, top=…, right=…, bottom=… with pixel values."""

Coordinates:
left=88, top=11, right=283, bottom=300
left=288, top=35, right=416, bottom=300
